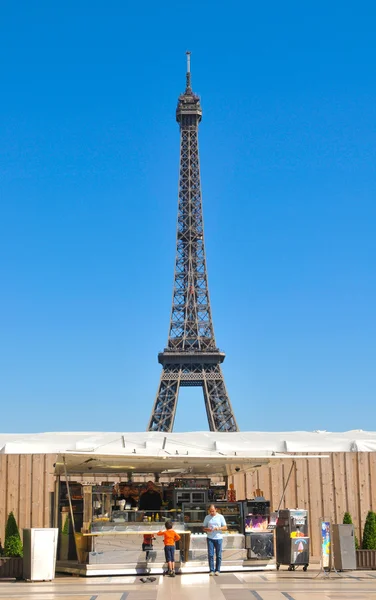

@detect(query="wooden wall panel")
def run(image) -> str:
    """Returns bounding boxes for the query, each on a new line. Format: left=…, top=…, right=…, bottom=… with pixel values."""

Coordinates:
left=31, top=455, right=44, bottom=527
left=245, top=469, right=259, bottom=500
left=235, top=472, right=245, bottom=499
left=295, top=457, right=309, bottom=511
left=344, top=452, right=360, bottom=543
left=256, top=466, right=270, bottom=502
left=281, top=459, right=296, bottom=509
left=6, top=455, right=20, bottom=523
left=358, top=452, right=371, bottom=543
left=0, top=455, right=7, bottom=543
left=332, top=453, right=347, bottom=524
left=19, top=454, right=32, bottom=533
left=243, top=473, right=248, bottom=499
left=306, top=458, right=322, bottom=557
left=44, top=455, right=56, bottom=527
left=269, top=462, right=283, bottom=511
left=369, top=453, right=376, bottom=512
left=320, top=456, right=336, bottom=524
left=1, top=451, right=376, bottom=559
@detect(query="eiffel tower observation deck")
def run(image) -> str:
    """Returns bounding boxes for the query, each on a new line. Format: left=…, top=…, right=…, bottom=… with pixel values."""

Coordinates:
left=147, top=53, right=238, bottom=433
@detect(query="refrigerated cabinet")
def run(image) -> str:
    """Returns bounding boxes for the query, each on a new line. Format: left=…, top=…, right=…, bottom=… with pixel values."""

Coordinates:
left=216, top=503, right=242, bottom=532
left=181, top=504, right=207, bottom=532
left=182, top=502, right=242, bottom=533
left=245, top=531, right=274, bottom=559
left=182, top=502, right=246, bottom=564
left=242, top=499, right=274, bottom=560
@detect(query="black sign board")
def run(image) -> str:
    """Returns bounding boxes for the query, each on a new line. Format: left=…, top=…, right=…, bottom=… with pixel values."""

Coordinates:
left=92, top=484, right=114, bottom=494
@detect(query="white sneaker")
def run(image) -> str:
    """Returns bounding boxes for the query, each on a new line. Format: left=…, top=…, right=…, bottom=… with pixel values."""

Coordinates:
left=215, top=571, right=220, bottom=576
left=209, top=571, right=215, bottom=576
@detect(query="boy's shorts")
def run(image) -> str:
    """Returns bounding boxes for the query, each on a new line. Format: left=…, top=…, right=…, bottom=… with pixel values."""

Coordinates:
left=164, top=545, right=175, bottom=562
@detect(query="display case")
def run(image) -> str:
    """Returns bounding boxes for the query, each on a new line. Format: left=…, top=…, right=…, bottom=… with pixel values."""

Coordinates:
left=92, top=484, right=114, bottom=520
left=188, top=532, right=247, bottom=562
left=86, top=509, right=188, bottom=567
left=91, top=509, right=183, bottom=532
left=242, top=500, right=271, bottom=528
left=181, top=504, right=207, bottom=532
left=215, top=502, right=242, bottom=532
left=181, top=502, right=242, bottom=533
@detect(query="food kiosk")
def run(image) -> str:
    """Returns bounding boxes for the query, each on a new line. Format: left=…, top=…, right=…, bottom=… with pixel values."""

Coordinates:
left=58, top=483, right=253, bottom=573
left=53, top=434, right=319, bottom=576
left=54, top=445, right=280, bottom=576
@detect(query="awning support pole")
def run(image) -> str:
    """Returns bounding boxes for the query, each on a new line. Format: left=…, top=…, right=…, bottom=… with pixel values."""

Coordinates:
left=277, top=460, right=295, bottom=512
left=63, top=456, right=76, bottom=537
left=53, top=475, right=60, bottom=528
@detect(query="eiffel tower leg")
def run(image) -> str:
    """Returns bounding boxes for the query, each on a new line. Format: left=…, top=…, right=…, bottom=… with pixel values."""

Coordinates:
left=202, top=367, right=239, bottom=432
left=147, top=371, right=181, bottom=432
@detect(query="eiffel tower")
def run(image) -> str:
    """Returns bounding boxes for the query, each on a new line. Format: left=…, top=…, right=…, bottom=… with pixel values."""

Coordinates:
left=147, top=53, right=238, bottom=433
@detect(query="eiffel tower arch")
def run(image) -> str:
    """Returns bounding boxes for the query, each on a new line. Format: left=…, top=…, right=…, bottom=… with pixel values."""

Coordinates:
left=147, top=53, right=238, bottom=433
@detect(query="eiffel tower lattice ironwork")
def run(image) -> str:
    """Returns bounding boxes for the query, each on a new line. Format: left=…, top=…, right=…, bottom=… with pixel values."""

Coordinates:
left=147, top=52, right=238, bottom=433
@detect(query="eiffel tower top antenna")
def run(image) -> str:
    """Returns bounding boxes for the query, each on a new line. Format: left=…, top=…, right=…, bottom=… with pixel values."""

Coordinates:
left=186, top=50, right=191, bottom=91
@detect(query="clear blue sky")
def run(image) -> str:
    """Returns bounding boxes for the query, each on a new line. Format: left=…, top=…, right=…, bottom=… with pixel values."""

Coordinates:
left=1, top=1, right=375, bottom=433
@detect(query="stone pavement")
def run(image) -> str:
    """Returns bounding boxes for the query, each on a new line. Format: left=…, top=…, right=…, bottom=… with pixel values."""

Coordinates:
left=0, top=570, right=376, bottom=600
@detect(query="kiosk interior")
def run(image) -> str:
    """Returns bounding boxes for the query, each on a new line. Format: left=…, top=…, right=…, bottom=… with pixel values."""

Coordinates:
left=55, top=450, right=290, bottom=576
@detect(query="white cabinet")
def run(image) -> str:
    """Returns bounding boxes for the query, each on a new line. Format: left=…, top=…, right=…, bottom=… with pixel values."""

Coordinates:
left=23, top=528, right=58, bottom=581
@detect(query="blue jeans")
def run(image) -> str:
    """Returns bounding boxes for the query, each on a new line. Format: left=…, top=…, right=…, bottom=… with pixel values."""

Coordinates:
left=207, top=538, right=223, bottom=573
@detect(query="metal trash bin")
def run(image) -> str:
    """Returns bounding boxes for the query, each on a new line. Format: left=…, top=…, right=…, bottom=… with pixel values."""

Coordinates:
left=23, top=528, right=58, bottom=581
left=332, top=524, right=356, bottom=570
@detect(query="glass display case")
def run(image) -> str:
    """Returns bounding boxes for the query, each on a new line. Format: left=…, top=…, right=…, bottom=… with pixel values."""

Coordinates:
left=181, top=503, right=207, bottom=532
left=91, top=509, right=183, bottom=532
left=181, top=502, right=242, bottom=533
left=92, top=485, right=113, bottom=519
left=215, top=502, right=242, bottom=532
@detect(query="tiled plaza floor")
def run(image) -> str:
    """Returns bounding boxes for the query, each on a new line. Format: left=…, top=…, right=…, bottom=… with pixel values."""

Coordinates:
left=0, top=570, right=376, bottom=600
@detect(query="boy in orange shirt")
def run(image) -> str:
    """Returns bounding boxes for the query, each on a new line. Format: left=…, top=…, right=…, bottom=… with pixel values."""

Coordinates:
left=157, top=521, right=181, bottom=577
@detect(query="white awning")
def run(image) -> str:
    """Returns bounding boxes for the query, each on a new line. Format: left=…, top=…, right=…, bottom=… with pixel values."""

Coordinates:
left=0, top=429, right=375, bottom=457
left=54, top=451, right=274, bottom=477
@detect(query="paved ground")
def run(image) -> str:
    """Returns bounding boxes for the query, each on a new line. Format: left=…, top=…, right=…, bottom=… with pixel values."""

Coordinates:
left=1, top=570, right=376, bottom=600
